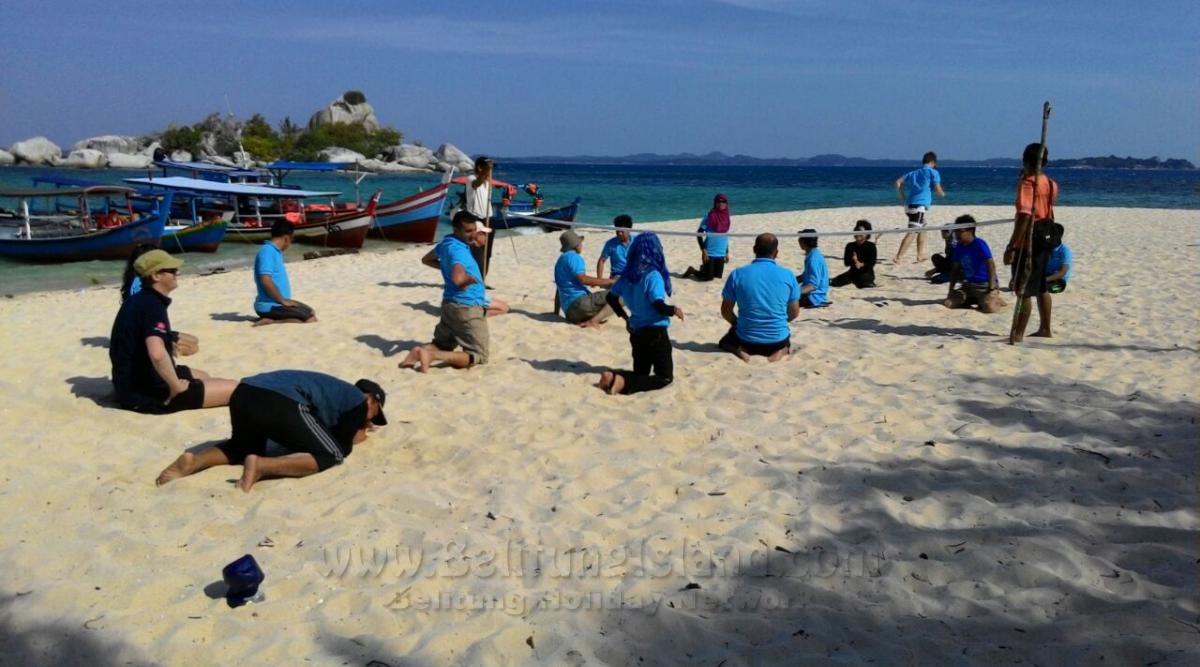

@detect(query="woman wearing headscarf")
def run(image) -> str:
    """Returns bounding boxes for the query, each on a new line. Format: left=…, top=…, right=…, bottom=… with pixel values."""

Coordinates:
left=598, top=232, right=685, bottom=395
left=682, top=193, right=731, bottom=281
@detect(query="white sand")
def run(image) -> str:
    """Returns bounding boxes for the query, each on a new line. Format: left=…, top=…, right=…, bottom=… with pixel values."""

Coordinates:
left=0, top=205, right=1196, bottom=665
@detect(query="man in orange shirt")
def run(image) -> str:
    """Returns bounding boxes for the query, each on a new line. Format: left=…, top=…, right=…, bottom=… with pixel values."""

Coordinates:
left=1006, top=142, right=1060, bottom=344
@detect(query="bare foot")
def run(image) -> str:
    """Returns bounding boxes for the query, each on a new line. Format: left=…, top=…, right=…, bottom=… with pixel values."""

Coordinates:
left=768, top=347, right=791, bottom=363
left=399, top=348, right=421, bottom=369
left=579, top=319, right=602, bottom=329
left=1030, top=329, right=1052, bottom=338
left=597, top=371, right=615, bottom=392
left=1008, top=333, right=1023, bottom=345
left=156, top=452, right=196, bottom=486
left=252, top=318, right=273, bottom=327
left=735, top=349, right=751, bottom=363
left=607, top=374, right=625, bottom=395
left=238, top=455, right=262, bottom=493
left=415, top=347, right=432, bottom=373
left=914, top=257, right=926, bottom=264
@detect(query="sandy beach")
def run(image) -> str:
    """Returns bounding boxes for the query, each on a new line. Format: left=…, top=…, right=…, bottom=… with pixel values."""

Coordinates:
left=0, top=205, right=1196, bottom=665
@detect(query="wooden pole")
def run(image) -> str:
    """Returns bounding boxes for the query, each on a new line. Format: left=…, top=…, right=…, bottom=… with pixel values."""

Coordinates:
left=1008, top=101, right=1052, bottom=341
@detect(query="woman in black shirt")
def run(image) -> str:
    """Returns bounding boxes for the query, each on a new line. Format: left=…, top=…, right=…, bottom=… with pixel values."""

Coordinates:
left=831, top=220, right=877, bottom=288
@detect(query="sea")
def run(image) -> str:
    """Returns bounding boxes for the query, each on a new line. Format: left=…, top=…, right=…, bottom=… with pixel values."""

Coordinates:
left=1, top=163, right=1197, bottom=295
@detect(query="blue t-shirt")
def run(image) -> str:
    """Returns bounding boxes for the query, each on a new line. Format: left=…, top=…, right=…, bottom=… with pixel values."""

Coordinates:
left=902, top=165, right=941, bottom=208
left=1046, top=243, right=1073, bottom=285
left=253, top=241, right=290, bottom=314
left=435, top=235, right=486, bottom=307
left=700, top=215, right=729, bottom=258
left=951, top=237, right=993, bottom=284
left=243, top=369, right=365, bottom=429
left=554, top=251, right=590, bottom=312
left=721, top=258, right=801, bottom=344
left=612, top=270, right=670, bottom=331
left=600, top=236, right=630, bottom=277
left=799, top=247, right=830, bottom=306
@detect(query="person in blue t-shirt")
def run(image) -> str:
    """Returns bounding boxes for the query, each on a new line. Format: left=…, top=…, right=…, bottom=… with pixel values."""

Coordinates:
left=253, top=220, right=317, bottom=325
left=796, top=229, right=830, bottom=308
left=597, top=214, right=633, bottom=279
left=718, top=233, right=801, bottom=362
left=155, top=370, right=387, bottom=493
left=597, top=233, right=685, bottom=395
left=1034, top=222, right=1073, bottom=338
left=944, top=215, right=1003, bottom=313
left=683, top=193, right=732, bottom=281
left=400, top=211, right=493, bottom=372
left=893, top=151, right=946, bottom=264
left=554, top=229, right=616, bottom=327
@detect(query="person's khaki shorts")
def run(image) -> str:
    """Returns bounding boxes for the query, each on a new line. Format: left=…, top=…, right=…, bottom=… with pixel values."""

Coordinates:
left=565, top=290, right=611, bottom=324
left=944, top=283, right=1005, bottom=313
left=433, top=302, right=489, bottom=364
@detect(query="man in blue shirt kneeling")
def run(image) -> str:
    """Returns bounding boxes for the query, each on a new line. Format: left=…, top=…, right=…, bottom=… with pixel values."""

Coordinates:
left=718, top=233, right=801, bottom=363
left=253, top=220, right=317, bottom=326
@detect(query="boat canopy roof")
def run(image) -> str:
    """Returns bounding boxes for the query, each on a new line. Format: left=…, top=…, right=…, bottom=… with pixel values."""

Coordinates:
left=0, top=185, right=135, bottom=198
left=154, top=160, right=266, bottom=178
left=125, top=176, right=340, bottom=198
left=266, top=161, right=354, bottom=172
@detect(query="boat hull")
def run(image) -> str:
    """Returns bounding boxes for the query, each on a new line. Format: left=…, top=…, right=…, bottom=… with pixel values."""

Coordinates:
left=370, top=184, right=450, bottom=243
left=294, top=208, right=373, bottom=248
left=0, top=215, right=165, bottom=262
left=160, top=219, right=227, bottom=253
left=493, top=198, right=581, bottom=230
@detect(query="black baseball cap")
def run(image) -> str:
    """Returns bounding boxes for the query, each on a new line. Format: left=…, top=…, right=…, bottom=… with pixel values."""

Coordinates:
left=355, top=379, right=388, bottom=425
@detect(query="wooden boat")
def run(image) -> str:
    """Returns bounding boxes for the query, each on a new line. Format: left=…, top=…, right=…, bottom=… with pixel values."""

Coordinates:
left=31, top=174, right=226, bottom=253
left=449, top=176, right=580, bottom=230
left=126, top=176, right=374, bottom=249
left=0, top=186, right=169, bottom=262
left=266, top=161, right=452, bottom=244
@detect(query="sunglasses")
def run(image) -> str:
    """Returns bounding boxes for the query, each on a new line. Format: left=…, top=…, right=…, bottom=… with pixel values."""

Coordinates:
left=160, top=268, right=179, bottom=275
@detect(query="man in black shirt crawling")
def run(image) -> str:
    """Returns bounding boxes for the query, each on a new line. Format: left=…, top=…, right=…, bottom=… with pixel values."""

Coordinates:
left=108, top=250, right=238, bottom=413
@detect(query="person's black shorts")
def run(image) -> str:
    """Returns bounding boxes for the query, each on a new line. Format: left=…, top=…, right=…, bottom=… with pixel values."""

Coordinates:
left=719, top=328, right=790, bottom=357
left=216, top=383, right=358, bottom=471
left=257, top=301, right=315, bottom=321
left=124, top=365, right=204, bottom=414
left=1010, top=250, right=1049, bottom=298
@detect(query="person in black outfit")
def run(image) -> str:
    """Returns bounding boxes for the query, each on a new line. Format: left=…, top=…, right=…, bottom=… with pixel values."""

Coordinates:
left=830, top=220, right=877, bottom=288
left=597, top=233, right=684, bottom=395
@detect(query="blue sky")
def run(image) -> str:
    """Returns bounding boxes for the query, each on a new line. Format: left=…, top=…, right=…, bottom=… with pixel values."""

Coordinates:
left=1, top=0, right=1196, bottom=161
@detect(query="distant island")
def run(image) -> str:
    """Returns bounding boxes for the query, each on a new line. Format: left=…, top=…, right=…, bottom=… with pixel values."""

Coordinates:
left=501, top=151, right=1195, bottom=170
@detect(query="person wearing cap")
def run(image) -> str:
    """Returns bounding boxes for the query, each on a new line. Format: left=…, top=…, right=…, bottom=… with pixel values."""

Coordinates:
left=108, top=250, right=238, bottom=413
left=156, top=370, right=387, bottom=492
left=399, top=210, right=491, bottom=372
left=554, top=229, right=616, bottom=327
left=718, top=233, right=801, bottom=362
left=465, top=156, right=497, bottom=281
left=796, top=228, right=830, bottom=308
left=597, top=214, right=634, bottom=279
left=252, top=219, right=317, bottom=325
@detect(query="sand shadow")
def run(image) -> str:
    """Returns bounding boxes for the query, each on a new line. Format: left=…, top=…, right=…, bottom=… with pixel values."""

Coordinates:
left=522, top=358, right=609, bottom=374
left=825, top=317, right=995, bottom=339
left=355, top=334, right=424, bottom=358
left=509, top=307, right=562, bottom=323
left=210, top=312, right=259, bottom=323
left=861, top=296, right=944, bottom=307
left=400, top=301, right=441, bottom=317
left=66, top=376, right=117, bottom=407
left=378, top=280, right=442, bottom=289
left=81, top=336, right=110, bottom=348
left=673, top=340, right=724, bottom=354
left=0, top=594, right=156, bottom=666
left=319, top=628, right=424, bottom=667
left=202, top=580, right=228, bottom=600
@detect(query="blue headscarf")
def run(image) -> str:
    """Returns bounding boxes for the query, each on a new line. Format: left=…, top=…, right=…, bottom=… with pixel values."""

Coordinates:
left=620, top=232, right=672, bottom=296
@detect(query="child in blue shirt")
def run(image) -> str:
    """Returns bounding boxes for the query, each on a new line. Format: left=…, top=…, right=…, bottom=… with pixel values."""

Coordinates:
left=1033, top=222, right=1073, bottom=338
left=597, top=214, right=633, bottom=278
left=797, top=229, right=830, bottom=308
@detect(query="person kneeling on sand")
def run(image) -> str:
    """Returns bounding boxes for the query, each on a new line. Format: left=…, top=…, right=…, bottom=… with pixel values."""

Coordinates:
left=598, top=233, right=685, bottom=395
left=796, top=229, right=830, bottom=307
left=718, top=233, right=801, bottom=362
left=399, top=211, right=491, bottom=372
left=109, top=250, right=238, bottom=413
left=554, top=229, right=615, bottom=327
left=1032, top=222, right=1072, bottom=338
left=156, top=370, right=386, bottom=492
left=831, top=220, right=877, bottom=289
left=925, top=227, right=957, bottom=284
left=943, top=216, right=1004, bottom=313
left=253, top=220, right=317, bottom=325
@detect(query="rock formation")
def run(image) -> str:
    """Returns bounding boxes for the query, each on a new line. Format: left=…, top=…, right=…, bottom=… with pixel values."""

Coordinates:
left=318, top=147, right=366, bottom=164
left=11, top=136, right=63, bottom=165
left=0, top=149, right=14, bottom=166
left=308, top=92, right=380, bottom=132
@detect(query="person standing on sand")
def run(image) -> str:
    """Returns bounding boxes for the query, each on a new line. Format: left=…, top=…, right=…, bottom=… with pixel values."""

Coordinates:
left=253, top=220, right=317, bottom=325
left=108, top=250, right=237, bottom=413
left=465, top=156, right=497, bottom=282
left=399, top=211, right=491, bottom=372
left=718, top=233, right=801, bottom=362
left=554, top=229, right=616, bottom=327
left=1006, top=142, right=1060, bottom=344
left=598, top=233, right=684, bottom=395
left=893, top=151, right=945, bottom=264
left=831, top=220, right=878, bottom=289
left=597, top=214, right=633, bottom=279
left=155, top=370, right=386, bottom=493
left=682, top=193, right=732, bottom=281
